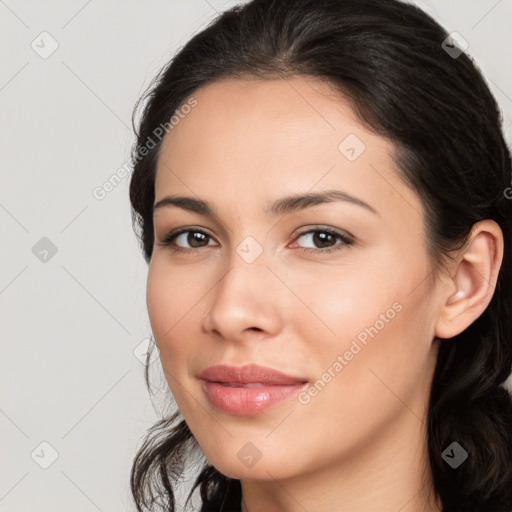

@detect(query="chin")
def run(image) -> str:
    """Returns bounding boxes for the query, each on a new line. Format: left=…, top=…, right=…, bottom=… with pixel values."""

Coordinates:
left=201, top=446, right=295, bottom=481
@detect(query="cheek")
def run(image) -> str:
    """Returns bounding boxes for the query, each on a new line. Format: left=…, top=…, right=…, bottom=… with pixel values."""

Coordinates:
left=146, top=264, right=206, bottom=411
left=291, top=243, right=432, bottom=347
left=281, top=258, right=398, bottom=345
left=146, top=260, right=202, bottom=364
left=280, top=292, right=435, bottom=473
left=287, top=249, right=435, bottom=411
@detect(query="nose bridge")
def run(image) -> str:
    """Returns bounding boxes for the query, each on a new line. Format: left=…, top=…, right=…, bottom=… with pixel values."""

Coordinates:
left=217, top=230, right=271, bottom=295
left=203, top=237, right=283, bottom=339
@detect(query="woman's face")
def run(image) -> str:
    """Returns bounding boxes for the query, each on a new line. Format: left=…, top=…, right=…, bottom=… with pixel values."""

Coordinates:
left=147, top=76, right=442, bottom=480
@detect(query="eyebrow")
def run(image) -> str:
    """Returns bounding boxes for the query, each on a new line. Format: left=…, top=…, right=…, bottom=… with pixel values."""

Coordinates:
left=153, top=189, right=378, bottom=217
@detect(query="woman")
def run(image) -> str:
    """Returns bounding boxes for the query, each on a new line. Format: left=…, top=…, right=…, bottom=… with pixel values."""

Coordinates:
left=128, top=0, right=512, bottom=510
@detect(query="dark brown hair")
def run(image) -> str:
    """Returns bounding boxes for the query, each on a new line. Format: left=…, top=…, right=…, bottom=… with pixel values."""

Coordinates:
left=129, top=0, right=512, bottom=510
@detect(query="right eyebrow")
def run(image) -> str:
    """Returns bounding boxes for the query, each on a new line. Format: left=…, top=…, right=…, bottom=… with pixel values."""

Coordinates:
left=153, top=195, right=218, bottom=218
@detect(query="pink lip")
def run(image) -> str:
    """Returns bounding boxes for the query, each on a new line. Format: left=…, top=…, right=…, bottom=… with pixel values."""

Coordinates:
left=199, top=364, right=308, bottom=415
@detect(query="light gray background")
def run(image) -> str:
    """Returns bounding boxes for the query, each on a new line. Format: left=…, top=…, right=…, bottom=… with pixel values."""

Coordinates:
left=1, top=1, right=511, bottom=511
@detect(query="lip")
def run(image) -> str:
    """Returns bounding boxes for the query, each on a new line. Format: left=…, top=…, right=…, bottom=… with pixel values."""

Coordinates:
left=199, top=364, right=308, bottom=415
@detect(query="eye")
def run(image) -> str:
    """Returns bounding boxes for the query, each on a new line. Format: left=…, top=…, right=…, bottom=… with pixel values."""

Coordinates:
left=157, top=226, right=354, bottom=255
left=156, top=228, right=217, bottom=253
left=291, top=227, right=353, bottom=253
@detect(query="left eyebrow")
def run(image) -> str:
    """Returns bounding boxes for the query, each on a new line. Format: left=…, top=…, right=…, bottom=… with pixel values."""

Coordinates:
left=265, top=190, right=379, bottom=217
left=153, top=189, right=379, bottom=217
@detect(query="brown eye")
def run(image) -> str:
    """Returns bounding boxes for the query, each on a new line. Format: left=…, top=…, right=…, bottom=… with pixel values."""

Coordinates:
left=293, top=228, right=353, bottom=253
left=309, top=231, right=336, bottom=248
left=158, top=228, right=218, bottom=251
left=181, top=231, right=210, bottom=248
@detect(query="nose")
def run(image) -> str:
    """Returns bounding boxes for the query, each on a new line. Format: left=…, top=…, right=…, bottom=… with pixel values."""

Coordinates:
left=202, top=252, right=285, bottom=343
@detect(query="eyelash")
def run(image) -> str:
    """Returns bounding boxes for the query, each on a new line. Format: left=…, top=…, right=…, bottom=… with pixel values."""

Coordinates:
left=156, top=227, right=353, bottom=254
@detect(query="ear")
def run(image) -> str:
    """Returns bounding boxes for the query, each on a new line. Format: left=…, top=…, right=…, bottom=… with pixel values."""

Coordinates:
left=435, top=220, right=504, bottom=339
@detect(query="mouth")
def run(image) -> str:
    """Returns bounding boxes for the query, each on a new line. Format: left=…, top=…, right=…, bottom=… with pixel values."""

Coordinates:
left=215, top=382, right=282, bottom=387
left=198, top=363, right=308, bottom=415
left=198, top=363, right=308, bottom=386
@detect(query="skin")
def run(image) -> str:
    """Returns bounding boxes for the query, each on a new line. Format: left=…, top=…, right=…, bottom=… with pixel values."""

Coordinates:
left=147, top=76, right=503, bottom=512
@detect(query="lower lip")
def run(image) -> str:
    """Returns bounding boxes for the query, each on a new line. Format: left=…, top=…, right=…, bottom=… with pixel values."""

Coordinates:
left=201, top=380, right=308, bottom=415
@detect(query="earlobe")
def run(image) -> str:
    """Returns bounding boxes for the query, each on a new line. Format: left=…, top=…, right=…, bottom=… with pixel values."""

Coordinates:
left=435, top=220, right=503, bottom=340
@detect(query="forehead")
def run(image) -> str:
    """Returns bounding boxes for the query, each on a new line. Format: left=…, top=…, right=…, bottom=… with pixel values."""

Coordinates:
left=154, top=76, right=422, bottom=224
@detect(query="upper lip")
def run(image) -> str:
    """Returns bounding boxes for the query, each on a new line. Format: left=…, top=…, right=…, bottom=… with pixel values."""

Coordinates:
left=199, top=364, right=308, bottom=385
